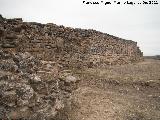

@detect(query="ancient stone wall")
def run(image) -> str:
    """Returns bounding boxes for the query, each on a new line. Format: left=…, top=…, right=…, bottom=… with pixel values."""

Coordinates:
left=0, top=50, right=79, bottom=119
left=0, top=15, right=80, bottom=120
left=0, top=16, right=143, bottom=68
left=0, top=15, right=143, bottom=119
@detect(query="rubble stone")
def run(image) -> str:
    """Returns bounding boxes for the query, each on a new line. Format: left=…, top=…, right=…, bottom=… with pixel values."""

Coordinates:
left=0, top=15, right=143, bottom=119
left=0, top=50, right=79, bottom=119
left=0, top=15, right=143, bottom=68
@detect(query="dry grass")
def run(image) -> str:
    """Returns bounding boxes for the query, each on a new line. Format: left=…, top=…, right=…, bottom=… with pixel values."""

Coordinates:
left=64, top=59, right=160, bottom=120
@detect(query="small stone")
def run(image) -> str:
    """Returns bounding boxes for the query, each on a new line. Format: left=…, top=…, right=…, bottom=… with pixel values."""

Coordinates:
left=65, top=75, right=78, bottom=83
left=0, top=14, right=4, bottom=21
left=1, top=43, right=17, bottom=48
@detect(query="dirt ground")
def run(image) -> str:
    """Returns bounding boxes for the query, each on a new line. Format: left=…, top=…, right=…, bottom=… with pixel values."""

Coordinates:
left=62, top=59, right=160, bottom=120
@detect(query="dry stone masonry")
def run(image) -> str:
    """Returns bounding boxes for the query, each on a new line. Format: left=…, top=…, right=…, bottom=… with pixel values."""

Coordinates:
left=0, top=15, right=143, bottom=119
left=0, top=50, right=79, bottom=119
left=0, top=15, right=143, bottom=68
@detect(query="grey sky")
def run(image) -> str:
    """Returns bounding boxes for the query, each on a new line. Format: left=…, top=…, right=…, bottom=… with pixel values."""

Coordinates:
left=0, top=0, right=160, bottom=55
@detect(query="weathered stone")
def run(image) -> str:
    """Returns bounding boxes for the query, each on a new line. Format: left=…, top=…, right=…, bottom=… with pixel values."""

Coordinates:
left=1, top=43, right=17, bottom=48
left=0, top=14, right=144, bottom=119
left=0, top=50, right=79, bottom=119
left=59, top=74, right=79, bottom=93
left=0, top=15, right=143, bottom=68
left=0, top=14, right=4, bottom=21
left=5, top=34, right=17, bottom=39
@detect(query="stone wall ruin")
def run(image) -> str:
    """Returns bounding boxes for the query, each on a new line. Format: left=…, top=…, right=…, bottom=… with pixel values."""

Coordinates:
left=0, top=15, right=144, bottom=119
left=0, top=15, right=143, bottom=68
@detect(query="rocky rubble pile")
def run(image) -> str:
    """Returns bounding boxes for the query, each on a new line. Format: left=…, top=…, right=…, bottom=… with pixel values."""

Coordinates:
left=0, top=15, right=143, bottom=68
left=0, top=50, right=79, bottom=119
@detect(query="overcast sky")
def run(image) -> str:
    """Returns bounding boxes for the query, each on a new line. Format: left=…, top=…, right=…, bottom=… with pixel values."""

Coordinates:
left=0, top=0, right=160, bottom=55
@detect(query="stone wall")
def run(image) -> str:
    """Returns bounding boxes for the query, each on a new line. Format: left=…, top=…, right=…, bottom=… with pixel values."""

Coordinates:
left=0, top=15, right=143, bottom=68
left=0, top=50, right=79, bottom=119
left=0, top=15, right=143, bottom=119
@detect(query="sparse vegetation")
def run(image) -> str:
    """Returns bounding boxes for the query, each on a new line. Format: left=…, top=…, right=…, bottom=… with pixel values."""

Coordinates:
left=65, top=59, right=160, bottom=120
